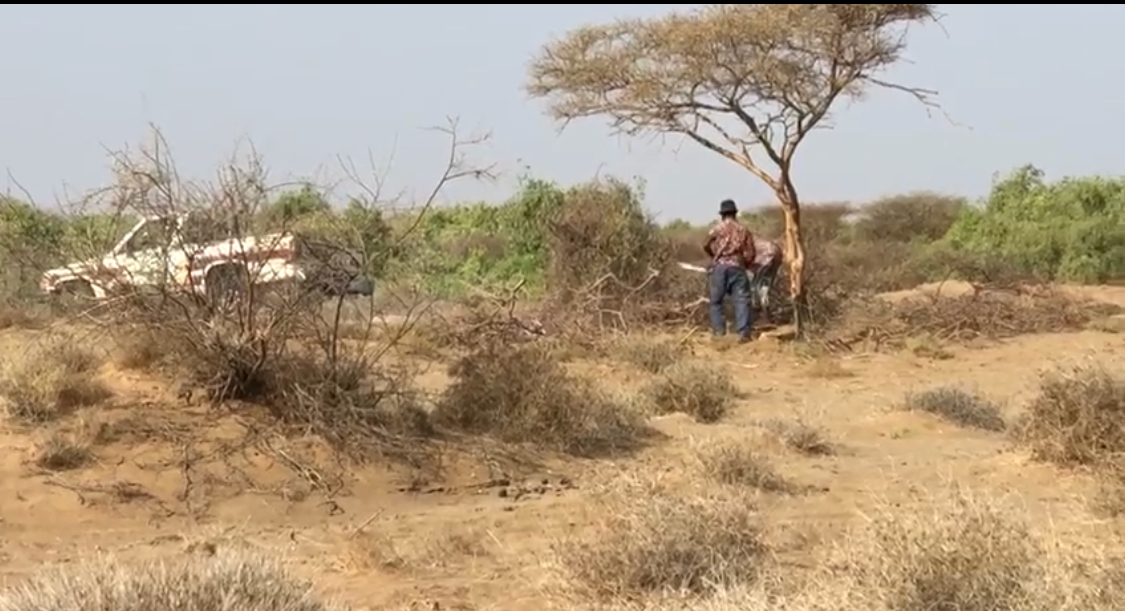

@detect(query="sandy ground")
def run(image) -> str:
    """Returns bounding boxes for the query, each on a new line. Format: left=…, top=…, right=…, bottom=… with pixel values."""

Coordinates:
left=0, top=285, right=1123, bottom=610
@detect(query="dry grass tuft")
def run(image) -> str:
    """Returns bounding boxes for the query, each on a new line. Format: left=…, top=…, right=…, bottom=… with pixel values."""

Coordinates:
left=614, top=337, right=686, bottom=374
left=434, top=343, right=651, bottom=456
left=0, top=337, right=110, bottom=424
left=762, top=418, right=836, bottom=456
left=33, top=431, right=93, bottom=471
left=1020, top=364, right=1125, bottom=467
left=556, top=482, right=766, bottom=599
left=904, top=386, right=1006, bottom=432
left=0, top=549, right=346, bottom=611
left=641, top=363, right=737, bottom=423
left=696, top=440, right=795, bottom=493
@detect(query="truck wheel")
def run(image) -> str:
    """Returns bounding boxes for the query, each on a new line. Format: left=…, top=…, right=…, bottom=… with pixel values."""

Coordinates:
left=205, top=265, right=249, bottom=314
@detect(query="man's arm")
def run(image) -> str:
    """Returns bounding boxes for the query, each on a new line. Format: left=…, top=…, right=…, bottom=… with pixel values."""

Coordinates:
left=703, top=227, right=717, bottom=258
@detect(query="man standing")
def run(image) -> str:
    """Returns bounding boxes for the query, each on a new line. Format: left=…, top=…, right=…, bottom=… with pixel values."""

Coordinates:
left=749, top=236, right=783, bottom=317
left=703, top=199, right=756, bottom=341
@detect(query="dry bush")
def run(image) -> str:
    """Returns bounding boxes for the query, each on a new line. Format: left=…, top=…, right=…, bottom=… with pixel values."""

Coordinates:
left=834, top=489, right=1125, bottom=611
left=33, top=431, right=93, bottom=471
left=0, top=549, right=345, bottom=611
left=641, top=363, right=737, bottom=423
left=541, top=178, right=685, bottom=331
left=696, top=440, right=795, bottom=493
left=827, top=288, right=1121, bottom=349
left=762, top=418, right=835, bottom=456
left=614, top=336, right=686, bottom=374
left=556, top=481, right=767, bottom=599
left=904, top=386, right=1006, bottom=432
left=1020, top=364, right=1125, bottom=467
left=0, top=336, right=110, bottom=424
left=267, top=351, right=436, bottom=463
left=433, top=342, right=651, bottom=456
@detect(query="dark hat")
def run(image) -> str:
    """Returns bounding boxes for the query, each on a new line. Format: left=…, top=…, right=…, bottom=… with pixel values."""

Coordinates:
left=719, top=199, right=738, bottom=215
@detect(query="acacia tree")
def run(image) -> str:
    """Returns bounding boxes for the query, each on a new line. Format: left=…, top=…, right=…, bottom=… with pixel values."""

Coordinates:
left=526, top=3, right=942, bottom=333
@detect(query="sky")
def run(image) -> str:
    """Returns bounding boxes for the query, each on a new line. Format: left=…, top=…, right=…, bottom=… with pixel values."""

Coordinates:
left=1, top=4, right=1122, bottom=222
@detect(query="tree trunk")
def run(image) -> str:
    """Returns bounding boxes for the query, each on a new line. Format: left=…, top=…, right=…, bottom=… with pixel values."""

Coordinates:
left=777, top=186, right=807, bottom=337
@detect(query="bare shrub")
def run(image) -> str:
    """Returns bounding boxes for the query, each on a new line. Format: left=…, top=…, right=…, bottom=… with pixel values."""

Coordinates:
left=641, top=363, right=737, bottom=423
left=433, top=342, right=651, bottom=456
left=697, top=440, right=794, bottom=493
left=904, top=387, right=1006, bottom=432
left=615, top=336, right=686, bottom=374
left=1021, top=365, right=1125, bottom=467
left=0, top=550, right=345, bottom=611
left=0, top=337, right=110, bottom=424
left=52, top=122, right=489, bottom=466
left=33, top=431, right=92, bottom=471
left=556, top=482, right=766, bottom=599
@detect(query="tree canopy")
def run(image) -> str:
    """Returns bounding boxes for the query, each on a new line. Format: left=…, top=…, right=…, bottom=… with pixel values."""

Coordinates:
left=528, top=4, right=938, bottom=184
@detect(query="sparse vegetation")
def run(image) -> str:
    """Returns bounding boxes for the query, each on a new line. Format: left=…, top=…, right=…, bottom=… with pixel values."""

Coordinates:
left=0, top=336, right=110, bottom=424
left=434, top=342, right=651, bottom=456
left=904, top=386, right=1007, bottom=432
left=1021, top=364, right=1125, bottom=467
left=0, top=550, right=345, bottom=611
left=696, top=440, right=795, bottom=493
left=556, top=482, right=766, bottom=599
left=837, top=490, right=1122, bottom=611
left=615, top=336, right=686, bottom=374
left=640, top=362, right=737, bottom=423
left=33, top=431, right=93, bottom=471
left=763, top=418, right=836, bottom=456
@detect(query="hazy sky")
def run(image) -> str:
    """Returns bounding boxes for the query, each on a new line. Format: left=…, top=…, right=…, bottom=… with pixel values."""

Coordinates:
left=1, top=4, right=1121, bottom=221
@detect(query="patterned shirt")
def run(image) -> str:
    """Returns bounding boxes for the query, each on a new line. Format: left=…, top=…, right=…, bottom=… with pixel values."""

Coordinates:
left=752, top=237, right=782, bottom=269
left=705, top=219, right=756, bottom=268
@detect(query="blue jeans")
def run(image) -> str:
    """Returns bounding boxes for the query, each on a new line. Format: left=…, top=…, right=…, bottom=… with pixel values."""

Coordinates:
left=709, top=264, right=752, bottom=338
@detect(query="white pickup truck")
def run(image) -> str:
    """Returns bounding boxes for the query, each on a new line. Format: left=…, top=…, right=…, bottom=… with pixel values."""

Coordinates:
left=39, top=213, right=374, bottom=305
